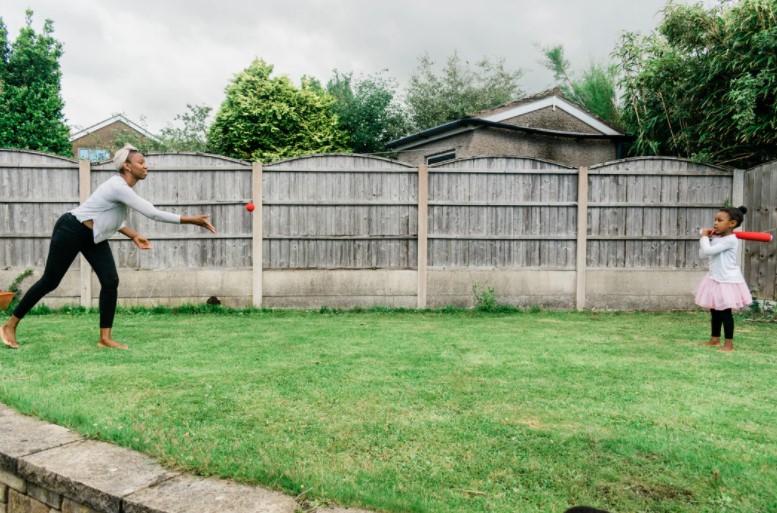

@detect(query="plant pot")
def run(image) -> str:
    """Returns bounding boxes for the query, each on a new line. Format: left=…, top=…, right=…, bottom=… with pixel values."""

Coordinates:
left=0, top=291, right=15, bottom=311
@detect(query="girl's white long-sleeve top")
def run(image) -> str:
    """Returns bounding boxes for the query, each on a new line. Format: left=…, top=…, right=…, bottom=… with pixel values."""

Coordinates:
left=71, top=175, right=181, bottom=243
left=698, top=234, right=745, bottom=283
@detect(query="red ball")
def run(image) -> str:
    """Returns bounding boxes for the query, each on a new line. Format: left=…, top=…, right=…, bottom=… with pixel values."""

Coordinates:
left=245, top=202, right=255, bottom=212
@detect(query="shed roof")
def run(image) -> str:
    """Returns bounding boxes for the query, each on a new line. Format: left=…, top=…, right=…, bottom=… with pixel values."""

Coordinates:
left=387, top=88, right=629, bottom=150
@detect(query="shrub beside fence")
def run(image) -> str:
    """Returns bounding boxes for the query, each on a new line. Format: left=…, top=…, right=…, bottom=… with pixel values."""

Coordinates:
left=1, top=149, right=774, bottom=309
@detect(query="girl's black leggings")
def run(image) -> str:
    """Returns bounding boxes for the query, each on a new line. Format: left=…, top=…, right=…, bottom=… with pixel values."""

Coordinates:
left=710, top=308, right=734, bottom=339
left=13, top=213, right=119, bottom=328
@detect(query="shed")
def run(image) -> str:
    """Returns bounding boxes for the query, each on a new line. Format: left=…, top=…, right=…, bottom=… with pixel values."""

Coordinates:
left=387, top=88, right=632, bottom=167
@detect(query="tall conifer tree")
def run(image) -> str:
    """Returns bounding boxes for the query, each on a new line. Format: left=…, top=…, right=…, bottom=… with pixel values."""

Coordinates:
left=0, top=10, right=70, bottom=156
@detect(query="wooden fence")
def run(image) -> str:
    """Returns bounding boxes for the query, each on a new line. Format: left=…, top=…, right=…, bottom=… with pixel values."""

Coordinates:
left=262, top=155, right=418, bottom=269
left=92, top=153, right=253, bottom=269
left=1, top=149, right=775, bottom=308
left=744, top=161, right=777, bottom=299
left=428, top=157, right=578, bottom=269
left=586, top=158, right=735, bottom=269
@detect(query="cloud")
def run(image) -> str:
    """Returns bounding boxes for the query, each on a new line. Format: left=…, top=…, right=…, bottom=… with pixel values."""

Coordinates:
left=5, top=0, right=678, bottom=133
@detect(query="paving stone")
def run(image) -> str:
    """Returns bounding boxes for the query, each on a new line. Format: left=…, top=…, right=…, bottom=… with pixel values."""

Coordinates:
left=0, top=405, right=81, bottom=473
left=27, top=482, right=62, bottom=509
left=8, top=489, right=49, bottom=513
left=123, top=474, right=298, bottom=513
left=18, top=440, right=179, bottom=513
left=0, top=470, right=25, bottom=494
left=0, top=483, right=7, bottom=502
left=0, top=502, right=5, bottom=513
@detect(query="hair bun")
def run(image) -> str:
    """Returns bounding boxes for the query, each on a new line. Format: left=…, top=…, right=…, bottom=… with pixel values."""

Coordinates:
left=738, top=206, right=748, bottom=215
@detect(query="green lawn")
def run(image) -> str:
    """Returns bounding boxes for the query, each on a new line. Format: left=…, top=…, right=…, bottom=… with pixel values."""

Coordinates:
left=0, top=308, right=775, bottom=513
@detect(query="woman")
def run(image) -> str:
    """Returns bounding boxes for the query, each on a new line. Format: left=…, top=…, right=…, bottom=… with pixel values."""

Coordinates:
left=1, top=144, right=216, bottom=350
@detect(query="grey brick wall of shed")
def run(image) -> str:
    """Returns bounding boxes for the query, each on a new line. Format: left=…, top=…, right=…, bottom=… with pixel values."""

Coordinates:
left=470, top=128, right=616, bottom=167
left=395, top=106, right=619, bottom=167
left=395, top=128, right=616, bottom=167
left=395, top=132, right=476, bottom=166
left=500, top=106, right=602, bottom=134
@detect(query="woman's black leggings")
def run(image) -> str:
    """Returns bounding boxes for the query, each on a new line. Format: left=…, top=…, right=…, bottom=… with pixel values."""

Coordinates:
left=710, top=308, right=734, bottom=339
left=13, top=213, right=119, bottom=328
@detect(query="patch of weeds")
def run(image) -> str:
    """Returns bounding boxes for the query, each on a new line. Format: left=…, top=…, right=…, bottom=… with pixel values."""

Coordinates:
left=472, top=283, right=497, bottom=311
left=742, top=298, right=777, bottom=323
left=30, top=304, right=53, bottom=315
left=6, top=268, right=33, bottom=311
left=319, top=306, right=343, bottom=315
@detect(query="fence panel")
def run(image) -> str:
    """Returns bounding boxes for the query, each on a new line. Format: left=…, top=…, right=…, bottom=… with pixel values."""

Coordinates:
left=428, top=157, right=578, bottom=268
left=744, top=162, right=777, bottom=299
left=92, top=153, right=253, bottom=269
left=262, top=155, right=418, bottom=269
left=0, top=150, right=80, bottom=268
left=587, top=158, right=733, bottom=268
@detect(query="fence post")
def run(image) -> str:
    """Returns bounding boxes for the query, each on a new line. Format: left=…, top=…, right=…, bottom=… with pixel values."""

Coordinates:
left=78, top=160, right=92, bottom=308
left=733, top=168, right=746, bottom=267
left=417, top=164, right=428, bottom=308
left=576, top=166, right=588, bottom=310
left=252, top=162, right=263, bottom=307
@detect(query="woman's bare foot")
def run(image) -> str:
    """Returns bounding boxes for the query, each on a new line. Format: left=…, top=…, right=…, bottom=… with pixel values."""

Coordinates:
left=98, top=338, right=128, bottom=349
left=98, top=327, right=127, bottom=349
left=1, top=323, right=18, bottom=349
left=719, top=340, right=734, bottom=352
left=703, top=337, right=720, bottom=347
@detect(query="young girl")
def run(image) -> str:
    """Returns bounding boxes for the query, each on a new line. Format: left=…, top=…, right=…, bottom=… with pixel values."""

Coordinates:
left=695, top=206, right=752, bottom=352
left=1, top=144, right=216, bottom=350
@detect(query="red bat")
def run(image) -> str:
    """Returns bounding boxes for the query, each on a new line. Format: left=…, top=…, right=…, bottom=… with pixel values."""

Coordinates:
left=699, top=230, right=774, bottom=242
left=734, top=231, right=773, bottom=242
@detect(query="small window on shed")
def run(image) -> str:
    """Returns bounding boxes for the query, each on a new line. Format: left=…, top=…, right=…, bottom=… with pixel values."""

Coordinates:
left=78, top=148, right=110, bottom=162
left=426, top=150, right=455, bottom=165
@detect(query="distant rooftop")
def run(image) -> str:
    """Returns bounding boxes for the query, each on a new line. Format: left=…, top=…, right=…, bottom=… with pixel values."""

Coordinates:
left=69, top=114, right=157, bottom=142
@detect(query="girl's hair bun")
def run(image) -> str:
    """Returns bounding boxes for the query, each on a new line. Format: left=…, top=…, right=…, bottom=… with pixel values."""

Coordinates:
left=737, top=206, right=748, bottom=215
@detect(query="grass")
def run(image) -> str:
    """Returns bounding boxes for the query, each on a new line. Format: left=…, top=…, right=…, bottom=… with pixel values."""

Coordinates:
left=0, top=307, right=775, bottom=513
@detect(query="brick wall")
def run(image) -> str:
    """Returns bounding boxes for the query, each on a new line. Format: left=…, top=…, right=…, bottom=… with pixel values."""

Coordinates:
left=70, top=121, right=153, bottom=160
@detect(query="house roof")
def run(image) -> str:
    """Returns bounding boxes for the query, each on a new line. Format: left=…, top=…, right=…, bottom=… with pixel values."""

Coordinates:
left=387, top=88, right=630, bottom=150
left=69, top=114, right=157, bottom=142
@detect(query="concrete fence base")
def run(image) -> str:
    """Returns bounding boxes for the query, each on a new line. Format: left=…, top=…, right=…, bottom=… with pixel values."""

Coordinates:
left=0, top=267, right=708, bottom=312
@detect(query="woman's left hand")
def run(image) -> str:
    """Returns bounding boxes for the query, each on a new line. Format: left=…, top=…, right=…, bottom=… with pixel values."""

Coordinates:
left=133, top=235, right=152, bottom=249
left=182, top=214, right=216, bottom=234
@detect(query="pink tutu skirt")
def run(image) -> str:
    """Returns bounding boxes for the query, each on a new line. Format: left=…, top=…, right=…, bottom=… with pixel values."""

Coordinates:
left=694, top=276, right=752, bottom=310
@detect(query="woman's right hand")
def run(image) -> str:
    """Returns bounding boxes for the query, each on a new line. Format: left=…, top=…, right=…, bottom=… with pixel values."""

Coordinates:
left=182, top=214, right=216, bottom=234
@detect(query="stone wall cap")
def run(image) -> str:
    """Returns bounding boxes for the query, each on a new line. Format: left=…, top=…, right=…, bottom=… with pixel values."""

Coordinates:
left=0, top=404, right=81, bottom=471
left=123, top=474, right=298, bottom=513
left=18, top=439, right=179, bottom=513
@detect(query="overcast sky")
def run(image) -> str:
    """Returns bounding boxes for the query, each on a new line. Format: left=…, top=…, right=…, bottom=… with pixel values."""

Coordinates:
left=3, top=0, right=695, bottom=134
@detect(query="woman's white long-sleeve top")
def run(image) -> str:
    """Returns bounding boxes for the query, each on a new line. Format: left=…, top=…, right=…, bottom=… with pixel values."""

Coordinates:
left=71, top=175, right=181, bottom=243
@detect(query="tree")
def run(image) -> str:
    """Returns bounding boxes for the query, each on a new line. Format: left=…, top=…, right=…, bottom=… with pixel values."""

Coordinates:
left=615, top=0, right=777, bottom=167
left=208, top=59, right=347, bottom=162
left=157, top=104, right=212, bottom=152
left=0, top=10, right=70, bottom=156
left=541, top=45, right=622, bottom=129
left=405, top=52, right=524, bottom=131
left=326, top=70, right=410, bottom=153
